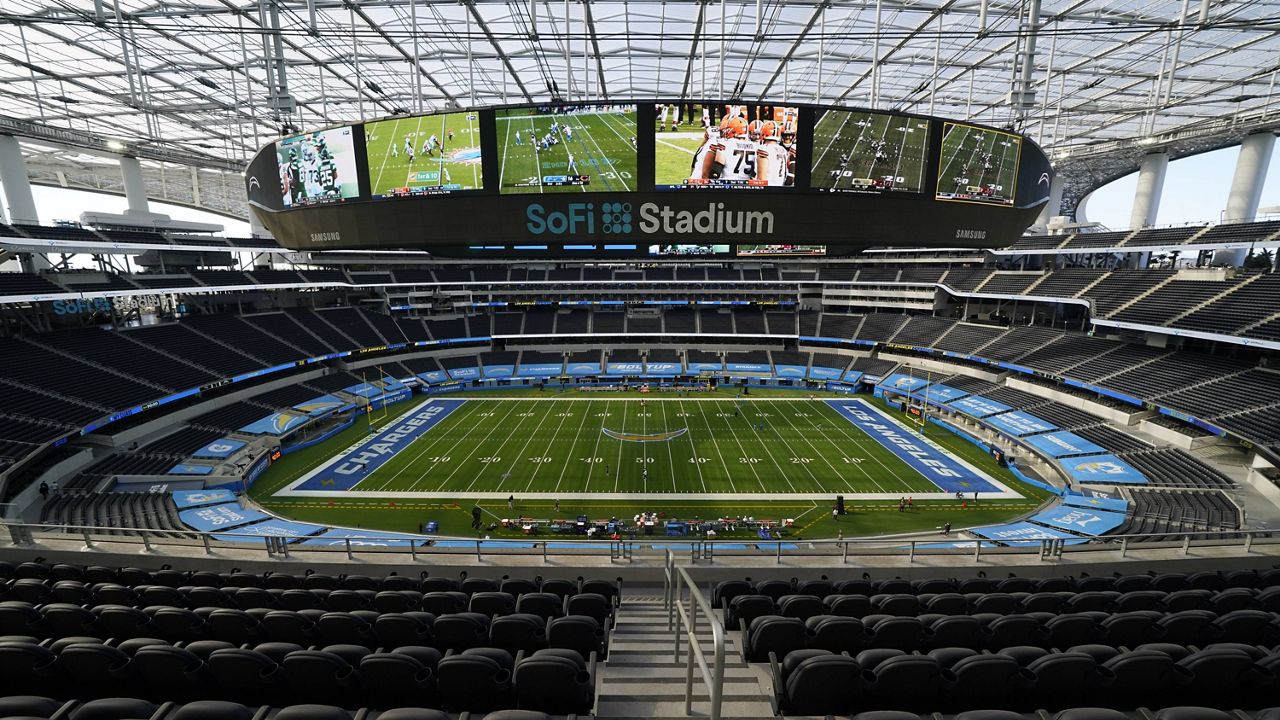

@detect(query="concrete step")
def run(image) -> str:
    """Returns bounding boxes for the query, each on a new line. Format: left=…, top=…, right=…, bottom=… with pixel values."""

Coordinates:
left=594, top=699, right=776, bottom=719
left=604, top=664, right=759, bottom=680
left=598, top=679, right=764, bottom=700
left=605, top=650, right=749, bottom=666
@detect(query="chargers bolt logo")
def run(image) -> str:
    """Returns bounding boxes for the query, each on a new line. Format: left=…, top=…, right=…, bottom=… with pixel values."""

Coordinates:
left=601, top=202, right=632, bottom=234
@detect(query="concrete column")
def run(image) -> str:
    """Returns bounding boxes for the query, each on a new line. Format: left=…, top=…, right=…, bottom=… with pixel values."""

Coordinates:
left=1224, top=132, right=1275, bottom=223
left=1035, top=174, right=1065, bottom=229
left=1129, top=151, right=1168, bottom=229
left=119, top=156, right=150, bottom=214
left=0, top=135, right=38, bottom=225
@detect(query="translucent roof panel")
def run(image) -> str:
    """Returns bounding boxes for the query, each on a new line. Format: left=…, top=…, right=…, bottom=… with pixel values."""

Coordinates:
left=0, top=0, right=1275, bottom=164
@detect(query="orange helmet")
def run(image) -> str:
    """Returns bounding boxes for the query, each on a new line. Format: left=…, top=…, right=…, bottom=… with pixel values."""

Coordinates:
left=747, top=120, right=764, bottom=140
left=720, top=116, right=748, bottom=138
left=760, top=121, right=782, bottom=142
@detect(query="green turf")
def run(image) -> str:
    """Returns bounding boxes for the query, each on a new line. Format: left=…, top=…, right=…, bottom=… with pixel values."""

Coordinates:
left=810, top=109, right=931, bottom=193
left=345, top=398, right=951, bottom=496
left=496, top=107, right=637, bottom=194
left=653, top=133, right=704, bottom=186
left=249, top=393, right=1053, bottom=539
left=936, top=122, right=1022, bottom=205
left=364, top=113, right=483, bottom=196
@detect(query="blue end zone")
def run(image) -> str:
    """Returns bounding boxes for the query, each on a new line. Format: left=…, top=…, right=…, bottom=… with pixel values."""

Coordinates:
left=296, top=399, right=465, bottom=491
left=826, top=399, right=1001, bottom=493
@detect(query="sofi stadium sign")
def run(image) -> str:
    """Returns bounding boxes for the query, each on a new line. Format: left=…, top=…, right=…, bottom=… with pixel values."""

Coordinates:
left=51, top=294, right=170, bottom=315
left=525, top=202, right=775, bottom=236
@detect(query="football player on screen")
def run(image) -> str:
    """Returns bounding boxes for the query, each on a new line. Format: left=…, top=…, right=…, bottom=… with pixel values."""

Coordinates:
left=754, top=121, right=790, bottom=187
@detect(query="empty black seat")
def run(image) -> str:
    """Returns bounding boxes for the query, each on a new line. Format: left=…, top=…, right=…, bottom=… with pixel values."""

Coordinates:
left=745, top=615, right=806, bottom=662
left=437, top=647, right=514, bottom=713
left=513, top=648, right=594, bottom=714
left=281, top=649, right=363, bottom=709
left=778, top=649, right=861, bottom=715
left=360, top=650, right=436, bottom=709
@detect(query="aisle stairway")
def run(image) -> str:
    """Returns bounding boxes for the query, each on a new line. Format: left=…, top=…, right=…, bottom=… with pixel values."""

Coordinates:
left=597, top=597, right=776, bottom=719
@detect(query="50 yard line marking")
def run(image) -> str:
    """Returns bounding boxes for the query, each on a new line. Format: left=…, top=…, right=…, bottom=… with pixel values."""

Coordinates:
left=659, top=400, right=678, bottom=492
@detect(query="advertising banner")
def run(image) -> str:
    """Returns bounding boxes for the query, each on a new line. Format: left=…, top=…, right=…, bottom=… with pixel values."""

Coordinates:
left=985, top=410, right=1058, bottom=437
left=948, top=395, right=1013, bottom=418
left=179, top=502, right=269, bottom=532
left=1024, top=431, right=1107, bottom=458
left=172, top=488, right=236, bottom=509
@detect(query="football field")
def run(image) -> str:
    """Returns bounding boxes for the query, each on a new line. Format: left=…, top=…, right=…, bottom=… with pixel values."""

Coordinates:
left=936, top=123, right=1021, bottom=204
left=496, top=108, right=637, bottom=194
left=364, top=113, right=482, bottom=197
left=275, top=397, right=1019, bottom=500
left=810, top=110, right=930, bottom=193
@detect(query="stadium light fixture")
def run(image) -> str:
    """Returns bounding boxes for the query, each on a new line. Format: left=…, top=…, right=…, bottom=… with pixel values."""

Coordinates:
left=106, top=139, right=125, bottom=151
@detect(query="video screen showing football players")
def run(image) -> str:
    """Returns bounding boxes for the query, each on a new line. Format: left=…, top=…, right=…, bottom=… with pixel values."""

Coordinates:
left=810, top=110, right=929, bottom=194
left=935, top=122, right=1022, bottom=206
left=496, top=104, right=637, bottom=194
left=277, top=127, right=360, bottom=207
left=736, top=244, right=827, bottom=257
left=648, top=243, right=731, bottom=256
left=653, top=103, right=799, bottom=190
left=364, top=112, right=483, bottom=198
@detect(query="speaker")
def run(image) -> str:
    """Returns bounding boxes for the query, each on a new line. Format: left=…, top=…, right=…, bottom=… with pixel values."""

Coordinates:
left=836, top=495, right=845, bottom=515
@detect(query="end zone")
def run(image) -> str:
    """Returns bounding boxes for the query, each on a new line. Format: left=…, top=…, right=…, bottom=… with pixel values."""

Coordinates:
left=826, top=399, right=1022, bottom=500
left=282, top=399, right=465, bottom=494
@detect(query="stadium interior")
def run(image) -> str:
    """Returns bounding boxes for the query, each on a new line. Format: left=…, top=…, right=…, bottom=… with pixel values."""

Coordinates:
left=2, top=0, right=1280, bottom=718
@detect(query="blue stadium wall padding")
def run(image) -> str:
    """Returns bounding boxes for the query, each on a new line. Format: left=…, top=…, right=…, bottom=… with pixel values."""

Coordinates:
left=172, top=488, right=236, bottom=509
left=1062, top=492, right=1131, bottom=513
left=878, top=372, right=931, bottom=393
left=948, top=395, right=1014, bottom=418
left=1023, top=431, right=1107, bottom=458
left=1030, top=505, right=1127, bottom=536
left=984, top=410, right=1058, bottom=437
left=1061, top=454, right=1148, bottom=485
left=179, top=502, right=269, bottom=532
left=212, top=518, right=327, bottom=543
left=291, top=395, right=346, bottom=417
left=192, top=438, right=247, bottom=458
left=922, top=384, right=968, bottom=403
left=969, top=521, right=1090, bottom=544
left=239, top=411, right=310, bottom=436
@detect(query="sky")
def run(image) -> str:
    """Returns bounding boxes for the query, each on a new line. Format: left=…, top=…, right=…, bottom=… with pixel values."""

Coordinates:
left=24, top=185, right=251, bottom=236
left=1083, top=141, right=1280, bottom=230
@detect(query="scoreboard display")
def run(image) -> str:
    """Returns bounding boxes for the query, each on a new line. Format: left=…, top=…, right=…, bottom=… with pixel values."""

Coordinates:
left=246, top=101, right=1053, bottom=255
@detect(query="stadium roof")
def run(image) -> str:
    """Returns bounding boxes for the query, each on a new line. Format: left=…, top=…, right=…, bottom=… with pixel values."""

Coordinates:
left=0, top=0, right=1277, bottom=170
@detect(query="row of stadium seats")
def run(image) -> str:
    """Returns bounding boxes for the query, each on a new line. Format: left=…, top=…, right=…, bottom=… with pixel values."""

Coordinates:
left=0, top=636, right=594, bottom=714
left=738, top=608, right=1280, bottom=658
left=0, top=564, right=619, bottom=596
left=711, top=569, right=1280, bottom=605
left=772, top=642, right=1280, bottom=715
left=0, top=603, right=608, bottom=659
left=0, top=696, right=568, bottom=720
left=727, top=585, right=1280, bottom=623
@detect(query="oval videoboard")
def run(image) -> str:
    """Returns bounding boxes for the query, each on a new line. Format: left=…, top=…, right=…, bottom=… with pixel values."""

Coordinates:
left=246, top=102, right=1053, bottom=257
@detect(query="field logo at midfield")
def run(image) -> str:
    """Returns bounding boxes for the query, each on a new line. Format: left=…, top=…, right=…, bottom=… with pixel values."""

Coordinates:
left=602, top=427, right=689, bottom=443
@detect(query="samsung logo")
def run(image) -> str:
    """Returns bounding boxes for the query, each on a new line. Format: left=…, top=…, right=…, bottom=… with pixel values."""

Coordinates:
left=310, top=232, right=341, bottom=243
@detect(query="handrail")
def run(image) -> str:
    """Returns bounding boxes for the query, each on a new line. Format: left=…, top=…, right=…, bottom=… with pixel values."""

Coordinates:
left=663, top=550, right=725, bottom=720
left=0, top=519, right=1275, bottom=562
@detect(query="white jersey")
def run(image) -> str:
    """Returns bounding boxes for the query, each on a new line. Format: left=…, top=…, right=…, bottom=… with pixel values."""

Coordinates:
left=755, top=141, right=790, bottom=186
left=688, top=132, right=719, bottom=181
left=712, top=137, right=757, bottom=182
left=300, top=156, right=324, bottom=197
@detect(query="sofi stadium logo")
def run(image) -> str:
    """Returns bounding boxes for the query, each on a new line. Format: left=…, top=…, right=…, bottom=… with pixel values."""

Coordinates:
left=526, top=202, right=774, bottom=236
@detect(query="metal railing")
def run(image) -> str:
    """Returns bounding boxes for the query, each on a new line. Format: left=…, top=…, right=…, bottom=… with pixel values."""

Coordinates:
left=1, top=519, right=1276, bottom=563
left=663, top=550, right=726, bottom=720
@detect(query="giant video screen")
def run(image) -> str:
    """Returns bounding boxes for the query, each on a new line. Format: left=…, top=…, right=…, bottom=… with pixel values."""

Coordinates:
left=277, top=127, right=360, bottom=207
left=654, top=103, right=799, bottom=190
left=810, top=109, right=930, bottom=194
left=364, top=112, right=483, bottom=198
left=936, top=122, right=1022, bottom=206
left=496, top=104, right=637, bottom=194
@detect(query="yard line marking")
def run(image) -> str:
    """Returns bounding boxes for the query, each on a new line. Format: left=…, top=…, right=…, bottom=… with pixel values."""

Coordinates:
left=710, top=400, right=768, bottom=492
left=519, top=397, right=576, bottom=491
left=737, top=401, right=804, bottom=493
left=469, top=400, right=554, bottom=493
left=676, top=399, right=710, bottom=493
left=554, top=396, right=597, bottom=494
left=763, top=401, right=853, bottom=493
left=360, top=400, right=488, bottom=491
